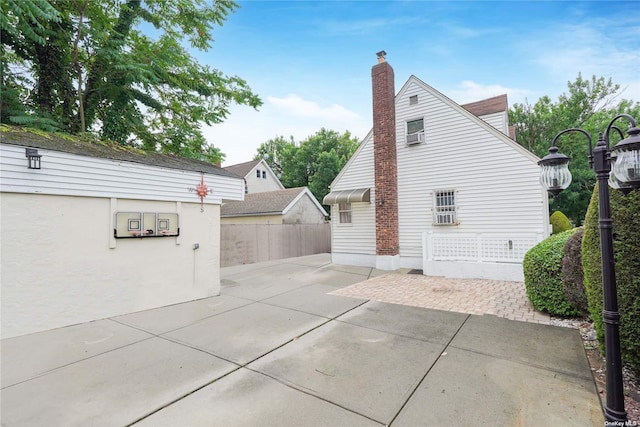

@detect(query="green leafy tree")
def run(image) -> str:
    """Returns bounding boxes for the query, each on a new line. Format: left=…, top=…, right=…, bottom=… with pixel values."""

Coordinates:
left=1, top=0, right=261, bottom=164
left=0, top=0, right=63, bottom=130
left=254, top=135, right=297, bottom=178
left=255, top=129, right=360, bottom=205
left=510, top=74, right=639, bottom=225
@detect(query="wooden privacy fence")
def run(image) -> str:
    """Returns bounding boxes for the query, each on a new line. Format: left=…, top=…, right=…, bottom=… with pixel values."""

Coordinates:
left=220, top=223, right=331, bottom=267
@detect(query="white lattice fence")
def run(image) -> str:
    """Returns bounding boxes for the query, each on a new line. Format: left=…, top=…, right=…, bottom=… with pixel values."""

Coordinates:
left=424, top=233, right=542, bottom=263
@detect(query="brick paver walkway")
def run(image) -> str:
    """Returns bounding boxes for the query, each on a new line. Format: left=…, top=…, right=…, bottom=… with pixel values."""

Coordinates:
left=330, top=272, right=551, bottom=324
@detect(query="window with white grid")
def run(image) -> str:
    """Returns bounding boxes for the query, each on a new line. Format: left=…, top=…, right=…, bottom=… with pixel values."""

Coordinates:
left=434, top=190, right=457, bottom=225
left=338, top=202, right=352, bottom=224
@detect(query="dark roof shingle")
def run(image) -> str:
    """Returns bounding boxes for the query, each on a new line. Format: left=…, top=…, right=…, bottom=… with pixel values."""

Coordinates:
left=221, top=187, right=307, bottom=216
left=1, top=126, right=238, bottom=178
left=461, top=94, right=508, bottom=117
left=223, top=160, right=261, bottom=178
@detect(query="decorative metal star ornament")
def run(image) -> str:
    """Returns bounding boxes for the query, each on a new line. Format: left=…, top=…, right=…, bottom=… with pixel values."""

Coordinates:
left=189, top=173, right=211, bottom=212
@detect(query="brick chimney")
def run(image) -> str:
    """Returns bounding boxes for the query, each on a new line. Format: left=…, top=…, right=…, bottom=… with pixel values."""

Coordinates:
left=372, top=51, right=399, bottom=268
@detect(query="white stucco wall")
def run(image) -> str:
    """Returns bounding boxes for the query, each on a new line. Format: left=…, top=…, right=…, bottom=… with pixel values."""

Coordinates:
left=1, top=193, right=221, bottom=338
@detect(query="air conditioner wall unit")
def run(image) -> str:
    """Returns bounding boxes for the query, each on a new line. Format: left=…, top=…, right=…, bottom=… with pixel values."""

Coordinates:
left=406, top=131, right=424, bottom=145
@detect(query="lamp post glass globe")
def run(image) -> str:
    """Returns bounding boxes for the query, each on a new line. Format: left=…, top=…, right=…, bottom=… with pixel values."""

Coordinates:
left=538, top=145, right=572, bottom=196
left=540, top=162, right=572, bottom=196
left=611, top=125, right=640, bottom=189
left=608, top=153, right=634, bottom=195
left=612, top=147, right=640, bottom=187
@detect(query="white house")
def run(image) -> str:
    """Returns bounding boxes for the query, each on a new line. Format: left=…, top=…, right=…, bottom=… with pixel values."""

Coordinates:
left=323, top=52, right=549, bottom=281
left=224, top=159, right=284, bottom=194
left=0, top=126, right=244, bottom=338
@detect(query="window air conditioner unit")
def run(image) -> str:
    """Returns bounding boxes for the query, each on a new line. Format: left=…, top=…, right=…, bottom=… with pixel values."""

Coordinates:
left=406, top=131, right=424, bottom=145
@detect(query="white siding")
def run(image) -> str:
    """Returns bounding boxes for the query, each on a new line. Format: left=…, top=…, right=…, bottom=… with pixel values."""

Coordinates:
left=245, top=160, right=284, bottom=193
left=329, top=136, right=376, bottom=255
left=0, top=144, right=243, bottom=203
left=477, top=111, right=509, bottom=135
left=395, top=79, right=548, bottom=259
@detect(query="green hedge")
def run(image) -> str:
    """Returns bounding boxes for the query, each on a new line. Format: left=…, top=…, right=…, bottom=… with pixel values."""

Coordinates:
left=562, top=227, right=588, bottom=316
left=523, top=229, right=580, bottom=317
left=582, top=183, right=640, bottom=376
left=550, top=210, right=572, bottom=235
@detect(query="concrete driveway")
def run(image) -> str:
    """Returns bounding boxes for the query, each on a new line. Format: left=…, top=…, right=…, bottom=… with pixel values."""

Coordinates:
left=1, top=254, right=603, bottom=426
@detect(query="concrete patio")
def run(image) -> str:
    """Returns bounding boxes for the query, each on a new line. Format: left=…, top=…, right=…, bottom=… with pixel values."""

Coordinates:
left=1, top=254, right=603, bottom=426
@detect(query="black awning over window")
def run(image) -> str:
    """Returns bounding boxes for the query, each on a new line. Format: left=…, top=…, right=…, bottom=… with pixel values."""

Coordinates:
left=322, top=188, right=371, bottom=204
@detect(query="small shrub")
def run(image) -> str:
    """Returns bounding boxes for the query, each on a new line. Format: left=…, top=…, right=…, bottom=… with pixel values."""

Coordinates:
left=550, top=210, right=572, bottom=234
left=583, top=183, right=640, bottom=376
left=523, top=229, right=580, bottom=317
left=561, top=227, right=588, bottom=316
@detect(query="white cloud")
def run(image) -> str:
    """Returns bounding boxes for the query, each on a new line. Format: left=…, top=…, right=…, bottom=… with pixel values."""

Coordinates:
left=268, top=94, right=362, bottom=122
left=520, top=18, right=640, bottom=103
left=448, top=80, right=530, bottom=105
left=203, top=94, right=370, bottom=167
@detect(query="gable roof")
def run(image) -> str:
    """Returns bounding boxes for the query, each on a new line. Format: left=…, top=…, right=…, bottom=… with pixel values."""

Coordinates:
left=397, top=76, right=535, bottom=161
left=329, top=76, right=538, bottom=189
left=221, top=187, right=327, bottom=217
left=461, top=94, right=508, bottom=117
left=0, top=126, right=238, bottom=178
left=223, top=159, right=261, bottom=178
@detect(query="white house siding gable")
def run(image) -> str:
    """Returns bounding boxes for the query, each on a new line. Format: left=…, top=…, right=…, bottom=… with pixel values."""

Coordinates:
left=394, top=79, right=548, bottom=260
left=477, top=111, right=509, bottom=136
left=1, top=144, right=243, bottom=203
left=245, top=160, right=284, bottom=193
left=283, top=193, right=327, bottom=224
left=329, top=135, right=376, bottom=256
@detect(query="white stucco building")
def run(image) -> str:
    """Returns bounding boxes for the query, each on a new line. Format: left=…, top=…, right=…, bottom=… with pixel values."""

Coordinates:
left=0, top=127, right=244, bottom=338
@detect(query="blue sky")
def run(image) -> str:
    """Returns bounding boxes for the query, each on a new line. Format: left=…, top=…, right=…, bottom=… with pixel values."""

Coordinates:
left=196, top=1, right=640, bottom=166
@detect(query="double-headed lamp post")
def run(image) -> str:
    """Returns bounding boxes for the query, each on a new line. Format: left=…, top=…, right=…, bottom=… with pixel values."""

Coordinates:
left=538, top=113, right=640, bottom=423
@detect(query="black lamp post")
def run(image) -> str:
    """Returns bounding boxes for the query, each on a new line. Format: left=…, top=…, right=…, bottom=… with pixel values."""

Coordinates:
left=538, top=114, right=640, bottom=423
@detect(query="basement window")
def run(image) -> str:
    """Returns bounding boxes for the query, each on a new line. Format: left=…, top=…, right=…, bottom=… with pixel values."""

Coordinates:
left=338, top=203, right=352, bottom=224
left=434, top=190, right=457, bottom=225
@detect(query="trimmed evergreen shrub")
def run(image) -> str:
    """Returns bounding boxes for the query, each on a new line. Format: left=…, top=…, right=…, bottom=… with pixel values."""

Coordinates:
left=582, top=183, right=640, bottom=376
left=523, top=229, right=580, bottom=317
left=561, top=227, right=588, bottom=316
left=550, top=210, right=572, bottom=234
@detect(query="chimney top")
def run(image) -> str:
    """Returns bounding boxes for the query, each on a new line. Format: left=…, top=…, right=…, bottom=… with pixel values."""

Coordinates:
left=376, top=50, right=387, bottom=63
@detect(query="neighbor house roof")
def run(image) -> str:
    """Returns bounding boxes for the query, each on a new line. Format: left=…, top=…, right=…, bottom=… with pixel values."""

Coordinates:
left=461, top=94, right=508, bottom=117
left=223, top=159, right=261, bottom=178
left=0, top=126, right=238, bottom=178
left=221, top=187, right=327, bottom=217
